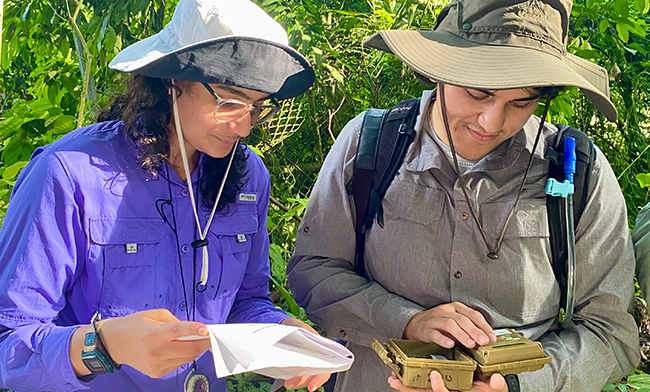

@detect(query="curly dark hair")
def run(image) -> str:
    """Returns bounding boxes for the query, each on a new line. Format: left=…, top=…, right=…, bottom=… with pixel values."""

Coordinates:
left=98, top=75, right=248, bottom=212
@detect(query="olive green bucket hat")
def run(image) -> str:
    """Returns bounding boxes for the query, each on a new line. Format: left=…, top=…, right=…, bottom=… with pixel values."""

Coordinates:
left=364, top=0, right=617, bottom=122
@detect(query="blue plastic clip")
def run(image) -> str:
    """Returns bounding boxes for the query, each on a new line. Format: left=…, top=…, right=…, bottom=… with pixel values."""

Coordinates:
left=545, top=137, right=576, bottom=198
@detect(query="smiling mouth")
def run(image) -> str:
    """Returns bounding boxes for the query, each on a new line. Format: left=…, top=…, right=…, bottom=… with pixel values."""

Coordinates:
left=466, top=126, right=496, bottom=143
left=216, top=136, right=239, bottom=146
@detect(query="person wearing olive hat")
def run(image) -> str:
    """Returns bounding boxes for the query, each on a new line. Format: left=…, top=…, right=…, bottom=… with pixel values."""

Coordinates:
left=288, top=1, right=638, bottom=391
left=0, top=0, right=330, bottom=391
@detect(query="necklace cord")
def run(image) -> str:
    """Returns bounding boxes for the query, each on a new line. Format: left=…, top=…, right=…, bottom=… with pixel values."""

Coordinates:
left=171, top=82, right=238, bottom=287
left=438, top=82, right=551, bottom=258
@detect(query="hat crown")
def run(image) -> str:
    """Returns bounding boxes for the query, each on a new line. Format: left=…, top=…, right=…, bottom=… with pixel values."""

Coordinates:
left=436, top=0, right=572, bottom=57
left=164, top=0, right=289, bottom=50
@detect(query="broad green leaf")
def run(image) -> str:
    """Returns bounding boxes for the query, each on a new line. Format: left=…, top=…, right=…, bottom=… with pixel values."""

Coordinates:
left=574, top=49, right=600, bottom=59
left=270, top=276, right=300, bottom=316
left=2, top=161, right=29, bottom=181
left=599, top=19, right=610, bottom=34
left=628, top=42, right=647, bottom=55
left=628, top=374, right=650, bottom=388
left=613, top=0, right=630, bottom=17
left=637, top=173, right=650, bottom=188
left=616, top=23, right=629, bottom=42
left=20, top=119, right=47, bottom=136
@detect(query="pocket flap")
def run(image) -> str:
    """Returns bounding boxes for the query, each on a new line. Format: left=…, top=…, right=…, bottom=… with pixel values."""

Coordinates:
left=209, top=211, right=259, bottom=235
left=481, top=199, right=549, bottom=239
left=383, top=181, right=445, bottom=226
left=90, top=219, right=163, bottom=245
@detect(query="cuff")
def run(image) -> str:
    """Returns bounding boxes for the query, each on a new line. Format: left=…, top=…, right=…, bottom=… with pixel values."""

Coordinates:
left=42, top=325, right=91, bottom=391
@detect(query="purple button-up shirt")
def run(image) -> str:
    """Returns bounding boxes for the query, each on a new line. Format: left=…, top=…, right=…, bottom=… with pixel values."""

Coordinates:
left=0, top=121, right=288, bottom=391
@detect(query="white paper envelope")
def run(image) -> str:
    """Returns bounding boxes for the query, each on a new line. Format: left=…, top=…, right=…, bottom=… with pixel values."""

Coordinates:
left=205, top=323, right=354, bottom=379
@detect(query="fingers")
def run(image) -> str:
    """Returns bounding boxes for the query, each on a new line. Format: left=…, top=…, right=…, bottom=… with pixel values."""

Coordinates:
left=285, top=375, right=309, bottom=390
left=307, top=373, right=331, bottom=391
left=404, top=302, right=495, bottom=349
left=280, top=317, right=319, bottom=335
left=454, top=305, right=496, bottom=342
left=156, top=320, right=209, bottom=342
left=488, top=373, right=506, bottom=391
left=429, top=371, right=450, bottom=392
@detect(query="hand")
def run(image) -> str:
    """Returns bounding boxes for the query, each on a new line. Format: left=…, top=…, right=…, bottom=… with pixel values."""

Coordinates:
left=98, top=309, right=211, bottom=378
left=403, top=302, right=496, bottom=349
left=388, top=371, right=508, bottom=392
left=280, top=317, right=332, bottom=391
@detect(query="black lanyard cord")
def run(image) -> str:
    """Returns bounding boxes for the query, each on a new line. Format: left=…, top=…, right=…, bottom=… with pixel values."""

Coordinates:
left=438, top=82, right=551, bottom=259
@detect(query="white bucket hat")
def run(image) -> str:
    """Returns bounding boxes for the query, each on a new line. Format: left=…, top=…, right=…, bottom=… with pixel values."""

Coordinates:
left=109, top=0, right=315, bottom=99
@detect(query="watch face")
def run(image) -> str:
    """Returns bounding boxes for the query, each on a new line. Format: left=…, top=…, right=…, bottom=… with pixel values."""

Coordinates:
left=82, top=354, right=109, bottom=373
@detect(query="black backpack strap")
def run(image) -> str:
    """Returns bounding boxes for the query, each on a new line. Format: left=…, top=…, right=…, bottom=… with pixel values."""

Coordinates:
left=545, top=124, right=596, bottom=317
left=351, top=98, right=420, bottom=275
left=352, top=108, right=386, bottom=275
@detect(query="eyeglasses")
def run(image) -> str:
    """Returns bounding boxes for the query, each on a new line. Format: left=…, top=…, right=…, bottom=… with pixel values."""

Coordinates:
left=201, top=83, right=281, bottom=126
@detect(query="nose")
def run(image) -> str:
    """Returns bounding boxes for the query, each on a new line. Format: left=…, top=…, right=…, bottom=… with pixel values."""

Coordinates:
left=477, top=101, right=506, bottom=134
left=227, top=113, right=253, bottom=139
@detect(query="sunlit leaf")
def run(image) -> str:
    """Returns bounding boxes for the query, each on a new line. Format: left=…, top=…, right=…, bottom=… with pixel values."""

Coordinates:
left=636, top=173, right=650, bottom=188
left=616, top=23, right=630, bottom=42
left=628, top=374, right=650, bottom=389
left=2, top=161, right=29, bottom=181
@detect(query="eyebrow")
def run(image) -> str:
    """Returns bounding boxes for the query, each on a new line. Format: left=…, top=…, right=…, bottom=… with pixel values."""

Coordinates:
left=215, top=85, right=254, bottom=101
left=475, top=89, right=541, bottom=102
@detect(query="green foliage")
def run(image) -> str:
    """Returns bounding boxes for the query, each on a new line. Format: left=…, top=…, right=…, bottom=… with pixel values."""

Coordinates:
left=3, top=0, right=650, bottom=390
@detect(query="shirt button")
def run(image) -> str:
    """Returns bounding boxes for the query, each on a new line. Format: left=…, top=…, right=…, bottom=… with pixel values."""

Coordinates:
left=339, top=329, right=347, bottom=338
left=454, top=271, right=462, bottom=279
left=179, top=302, right=187, bottom=311
left=303, top=226, right=310, bottom=234
left=181, top=189, right=189, bottom=197
left=460, top=213, right=469, bottom=221
left=181, top=244, right=190, bottom=253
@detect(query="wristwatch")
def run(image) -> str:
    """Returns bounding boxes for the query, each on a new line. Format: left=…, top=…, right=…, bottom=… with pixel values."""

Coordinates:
left=504, top=374, right=520, bottom=392
left=81, top=313, right=120, bottom=374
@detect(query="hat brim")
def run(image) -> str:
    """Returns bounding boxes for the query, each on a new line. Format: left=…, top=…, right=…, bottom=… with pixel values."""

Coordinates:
left=110, top=35, right=315, bottom=100
left=364, top=30, right=617, bottom=122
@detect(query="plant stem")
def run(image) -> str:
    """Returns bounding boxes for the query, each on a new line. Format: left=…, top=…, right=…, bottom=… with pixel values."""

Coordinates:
left=67, top=0, right=94, bottom=127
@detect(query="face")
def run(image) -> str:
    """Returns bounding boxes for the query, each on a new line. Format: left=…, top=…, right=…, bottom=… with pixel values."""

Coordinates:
left=430, top=84, right=541, bottom=161
left=169, top=80, right=270, bottom=159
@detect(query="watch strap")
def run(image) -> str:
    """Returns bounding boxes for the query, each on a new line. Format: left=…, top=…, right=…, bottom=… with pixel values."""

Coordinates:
left=504, top=374, right=520, bottom=392
left=92, top=314, right=121, bottom=371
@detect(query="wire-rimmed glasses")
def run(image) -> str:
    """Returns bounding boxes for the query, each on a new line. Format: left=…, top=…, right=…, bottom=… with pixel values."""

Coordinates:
left=201, top=83, right=280, bottom=127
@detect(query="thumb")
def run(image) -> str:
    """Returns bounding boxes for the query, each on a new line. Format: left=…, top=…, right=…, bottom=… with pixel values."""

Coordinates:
left=489, top=373, right=506, bottom=391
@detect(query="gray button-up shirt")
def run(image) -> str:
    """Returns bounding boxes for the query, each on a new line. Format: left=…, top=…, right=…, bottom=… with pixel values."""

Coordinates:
left=288, top=90, right=639, bottom=392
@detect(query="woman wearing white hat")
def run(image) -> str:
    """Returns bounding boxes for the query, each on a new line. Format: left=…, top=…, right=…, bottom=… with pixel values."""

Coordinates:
left=0, top=0, right=329, bottom=391
left=288, top=1, right=639, bottom=391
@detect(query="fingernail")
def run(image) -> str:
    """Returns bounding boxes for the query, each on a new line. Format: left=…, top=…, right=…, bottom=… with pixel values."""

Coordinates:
left=198, top=328, right=207, bottom=335
left=490, top=333, right=497, bottom=341
left=478, top=335, right=488, bottom=345
left=445, top=339, right=454, bottom=347
left=466, top=339, right=475, bottom=347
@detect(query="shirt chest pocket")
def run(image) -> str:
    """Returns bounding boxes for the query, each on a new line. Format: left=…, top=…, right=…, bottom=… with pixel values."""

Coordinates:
left=480, top=200, right=558, bottom=322
left=205, top=204, right=259, bottom=300
left=89, top=218, right=163, bottom=316
left=382, top=181, right=445, bottom=226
